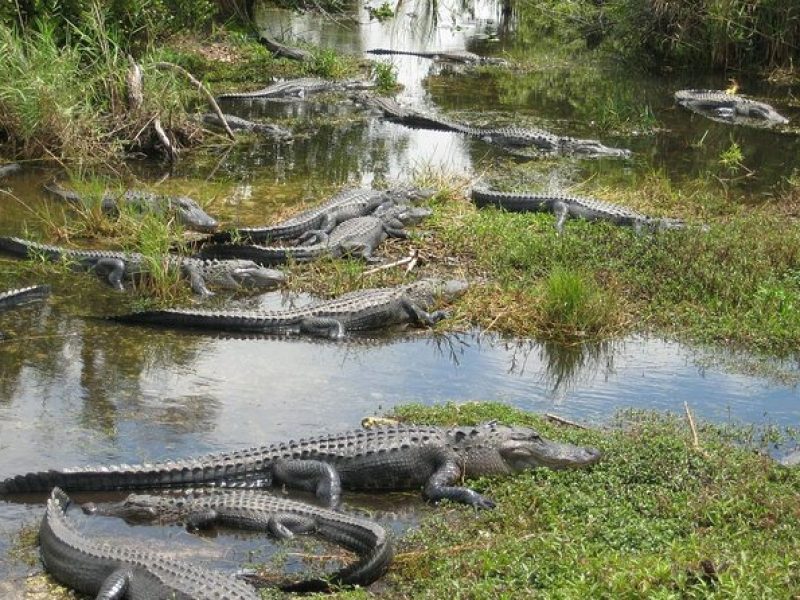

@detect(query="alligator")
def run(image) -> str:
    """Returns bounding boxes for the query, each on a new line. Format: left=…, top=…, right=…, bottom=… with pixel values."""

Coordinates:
left=5, top=421, right=601, bottom=510
left=354, top=93, right=631, bottom=158
left=0, top=236, right=285, bottom=296
left=40, top=487, right=261, bottom=599
left=83, top=489, right=393, bottom=591
left=217, top=77, right=375, bottom=101
left=43, top=181, right=219, bottom=233
left=0, top=284, right=50, bottom=311
left=674, top=89, right=789, bottom=126
left=210, top=185, right=433, bottom=244
left=258, top=33, right=313, bottom=62
left=198, top=204, right=431, bottom=265
left=471, top=187, right=687, bottom=233
left=107, top=277, right=467, bottom=338
left=199, top=113, right=293, bottom=139
left=366, top=48, right=507, bottom=65
left=0, top=163, right=21, bottom=178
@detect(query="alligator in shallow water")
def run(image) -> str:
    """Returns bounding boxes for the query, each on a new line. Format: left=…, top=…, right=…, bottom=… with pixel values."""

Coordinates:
left=0, top=285, right=50, bottom=311
left=44, top=181, right=219, bottom=233
left=211, top=185, right=433, bottom=244
left=354, top=93, right=631, bottom=158
left=366, top=48, right=507, bottom=65
left=0, top=163, right=21, bottom=178
left=107, top=277, right=466, bottom=338
left=258, top=33, right=313, bottom=62
left=674, top=89, right=789, bottom=127
left=0, top=236, right=285, bottom=296
left=217, top=77, right=375, bottom=101
left=41, top=488, right=261, bottom=599
left=5, top=422, right=601, bottom=509
left=471, top=187, right=688, bottom=233
left=200, top=113, right=293, bottom=139
left=199, top=204, right=431, bottom=265
left=84, top=489, right=393, bottom=591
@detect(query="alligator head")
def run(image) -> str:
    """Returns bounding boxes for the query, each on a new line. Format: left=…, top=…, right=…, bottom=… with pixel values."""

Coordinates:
left=168, top=196, right=219, bottom=233
left=230, top=261, right=286, bottom=289
left=562, top=137, right=632, bottom=159
left=404, top=278, right=469, bottom=309
left=82, top=494, right=167, bottom=523
left=383, top=186, right=436, bottom=204
left=374, top=203, right=433, bottom=224
left=457, top=422, right=602, bottom=474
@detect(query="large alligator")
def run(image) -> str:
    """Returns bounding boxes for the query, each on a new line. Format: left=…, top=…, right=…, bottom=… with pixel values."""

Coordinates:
left=366, top=48, right=507, bottom=65
left=211, top=185, right=433, bottom=244
left=0, top=163, right=21, bottom=179
left=199, top=204, right=431, bottom=265
left=0, top=236, right=285, bottom=296
left=43, top=181, right=219, bottom=233
left=107, top=277, right=467, bottom=338
left=258, top=33, right=313, bottom=62
left=40, top=488, right=262, bottom=599
left=471, top=187, right=687, bottom=233
left=217, top=77, right=374, bottom=101
left=200, top=113, right=293, bottom=139
left=84, top=489, right=393, bottom=591
left=354, top=93, right=631, bottom=158
left=674, top=89, right=789, bottom=127
left=5, top=422, right=601, bottom=510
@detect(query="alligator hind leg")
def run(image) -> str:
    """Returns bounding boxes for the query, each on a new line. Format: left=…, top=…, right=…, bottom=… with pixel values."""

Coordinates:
left=272, top=459, right=342, bottom=507
left=424, top=460, right=496, bottom=509
left=552, top=201, right=570, bottom=234
left=299, top=317, right=346, bottom=339
left=399, top=297, right=450, bottom=327
left=95, top=567, right=134, bottom=599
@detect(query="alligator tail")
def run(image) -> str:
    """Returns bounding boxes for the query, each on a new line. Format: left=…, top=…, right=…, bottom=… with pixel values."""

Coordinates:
left=0, top=285, right=51, bottom=310
left=1, top=461, right=272, bottom=495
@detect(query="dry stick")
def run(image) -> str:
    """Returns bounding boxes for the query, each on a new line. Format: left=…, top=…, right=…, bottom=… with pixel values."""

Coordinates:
left=151, top=61, right=236, bottom=141
left=152, top=117, right=178, bottom=163
left=544, top=413, right=590, bottom=430
left=126, top=57, right=144, bottom=112
left=684, top=401, right=703, bottom=452
left=361, top=249, right=418, bottom=276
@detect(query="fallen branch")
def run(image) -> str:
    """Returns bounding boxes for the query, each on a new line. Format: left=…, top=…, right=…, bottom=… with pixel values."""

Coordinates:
left=151, top=61, right=235, bottom=141
left=544, top=413, right=590, bottom=430
left=152, top=117, right=178, bottom=163
left=126, top=57, right=143, bottom=112
left=361, top=249, right=418, bottom=276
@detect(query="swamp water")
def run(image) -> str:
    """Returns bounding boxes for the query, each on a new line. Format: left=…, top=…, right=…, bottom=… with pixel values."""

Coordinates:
left=1, top=0, right=799, bottom=592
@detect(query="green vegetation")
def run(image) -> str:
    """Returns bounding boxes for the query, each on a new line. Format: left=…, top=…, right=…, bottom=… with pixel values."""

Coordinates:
left=346, top=402, right=799, bottom=599
left=372, top=61, right=399, bottom=93
left=366, top=2, right=395, bottom=22
left=515, top=0, right=800, bottom=72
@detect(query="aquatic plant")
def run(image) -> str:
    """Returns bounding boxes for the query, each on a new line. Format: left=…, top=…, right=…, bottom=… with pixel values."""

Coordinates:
left=372, top=61, right=399, bottom=92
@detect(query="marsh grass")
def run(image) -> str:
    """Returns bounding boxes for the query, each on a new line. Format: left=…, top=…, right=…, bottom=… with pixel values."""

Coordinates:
left=344, top=402, right=800, bottom=599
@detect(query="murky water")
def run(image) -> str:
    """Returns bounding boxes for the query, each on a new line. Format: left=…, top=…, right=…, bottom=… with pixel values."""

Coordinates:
left=1, top=0, right=799, bottom=593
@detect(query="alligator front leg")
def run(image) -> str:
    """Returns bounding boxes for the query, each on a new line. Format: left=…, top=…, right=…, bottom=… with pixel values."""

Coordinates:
left=272, top=459, right=342, bottom=507
left=181, top=264, right=214, bottom=297
left=424, top=460, right=496, bottom=509
left=552, top=201, right=570, bottom=234
left=82, top=257, right=127, bottom=291
left=95, top=567, right=134, bottom=599
left=399, top=297, right=450, bottom=327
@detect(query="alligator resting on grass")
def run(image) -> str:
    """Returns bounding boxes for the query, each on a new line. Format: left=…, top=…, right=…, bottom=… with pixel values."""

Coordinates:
left=0, top=236, right=285, bottom=296
left=107, top=277, right=467, bottom=338
left=199, top=204, right=431, bottom=265
left=366, top=48, right=507, bottom=65
left=471, top=187, right=688, bottom=234
left=217, top=77, right=375, bottom=101
left=44, top=181, right=219, bottom=233
left=0, top=163, right=21, bottom=179
left=84, top=489, right=393, bottom=591
left=354, top=93, right=631, bottom=158
left=7, top=422, right=601, bottom=510
left=211, top=185, right=434, bottom=244
left=41, top=488, right=261, bottom=599
left=674, top=89, right=789, bottom=127
left=200, top=113, right=293, bottom=139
